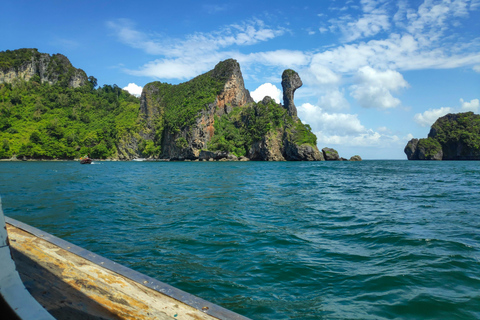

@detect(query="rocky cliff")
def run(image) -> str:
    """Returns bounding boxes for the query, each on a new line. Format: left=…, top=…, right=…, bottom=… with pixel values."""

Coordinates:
left=0, top=48, right=87, bottom=88
left=139, top=59, right=323, bottom=161
left=405, top=112, right=480, bottom=160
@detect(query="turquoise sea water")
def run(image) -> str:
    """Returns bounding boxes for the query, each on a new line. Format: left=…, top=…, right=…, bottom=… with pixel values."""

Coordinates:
left=0, top=160, right=479, bottom=319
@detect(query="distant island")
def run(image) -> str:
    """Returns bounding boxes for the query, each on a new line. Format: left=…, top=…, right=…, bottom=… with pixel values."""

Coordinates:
left=405, top=112, right=480, bottom=160
left=0, top=48, right=360, bottom=161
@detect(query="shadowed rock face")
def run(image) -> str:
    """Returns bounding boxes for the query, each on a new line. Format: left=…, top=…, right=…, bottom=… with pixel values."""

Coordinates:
left=281, top=69, right=302, bottom=118
left=322, top=147, right=340, bottom=161
left=405, top=112, right=480, bottom=160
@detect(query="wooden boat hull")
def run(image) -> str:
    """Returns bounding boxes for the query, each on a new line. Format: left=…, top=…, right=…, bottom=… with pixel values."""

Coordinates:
left=1, top=205, right=250, bottom=319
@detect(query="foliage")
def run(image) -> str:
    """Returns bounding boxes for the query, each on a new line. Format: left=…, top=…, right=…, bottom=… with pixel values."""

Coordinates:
left=0, top=48, right=40, bottom=71
left=208, top=99, right=316, bottom=156
left=417, top=137, right=442, bottom=158
left=175, top=137, right=188, bottom=149
left=0, top=80, right=140, bottom=159
left=429, top=112, right=480, bottom=151
left=147, top=71, right=224, bottom=134
left=293, top=122, right=317, bottom=146
left=0, top=48, right=87, bottom=88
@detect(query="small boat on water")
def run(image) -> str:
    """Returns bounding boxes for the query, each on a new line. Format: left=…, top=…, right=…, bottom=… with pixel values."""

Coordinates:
left=80, top=158, right=92, bottom=164
left=0, top=199, right=249, bottom=320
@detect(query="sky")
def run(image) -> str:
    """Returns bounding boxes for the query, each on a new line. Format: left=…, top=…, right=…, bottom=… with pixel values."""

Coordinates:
left=1, top=0, right=479, bottom=159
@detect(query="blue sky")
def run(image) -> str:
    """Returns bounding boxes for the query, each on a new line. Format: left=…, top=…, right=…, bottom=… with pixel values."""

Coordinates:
left=2, top=0, right=479, bottom=159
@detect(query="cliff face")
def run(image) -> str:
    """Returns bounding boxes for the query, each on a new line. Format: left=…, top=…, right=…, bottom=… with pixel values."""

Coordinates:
left=0, top=48, right=87, bottom=88
left=405, top=112, right=480, bottom=160
left=140, top=59, right=323, bottom=161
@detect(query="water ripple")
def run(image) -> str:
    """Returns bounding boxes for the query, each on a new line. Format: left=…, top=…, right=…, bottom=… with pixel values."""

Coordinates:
left=1, top=160, right=480, bottom=319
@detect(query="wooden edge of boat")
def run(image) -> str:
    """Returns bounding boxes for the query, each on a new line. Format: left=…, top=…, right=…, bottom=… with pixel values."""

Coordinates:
left=0, top=199, right=55, bottom=320
left=0, top=202, right=250, bottom=320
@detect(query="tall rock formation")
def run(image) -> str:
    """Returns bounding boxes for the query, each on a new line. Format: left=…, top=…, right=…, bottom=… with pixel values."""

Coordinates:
left=140, top=60, right=324, bottom=161
left=405, top=112, right=480, bottom=160
left=281, top=69, right=302, bottom=118
left=0, top=48, right=87, bottom=88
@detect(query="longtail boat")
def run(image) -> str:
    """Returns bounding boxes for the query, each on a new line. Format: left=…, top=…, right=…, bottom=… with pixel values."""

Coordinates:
left=0, top=199, right=249, bottom=320
left=80, top=158, right=92, bottom=164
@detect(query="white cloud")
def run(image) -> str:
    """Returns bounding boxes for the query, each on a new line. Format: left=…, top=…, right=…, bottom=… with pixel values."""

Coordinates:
left=306, top=64, right=341, bottom=85
left=310, top=33, right=480, bottom=74
left=107, top=19, right=288, bottom=79
left=326, top=0, right=390, bottom=42
left=414, top=107, right=454, bottom=127
left=460, top=98, right=480, bottom=112
left=251, top=83, right=282, bottom=103
left=298, top=102, right=402, bottom=148
left=126, top=56, right=225, bottom=80
left=122, top=83, right=143, bottom=97
left=414, top=98, right=480, bottom=127
left=318, top=89, right=350, bottom=111
left=249, top=50, right=310, bottom=68
left=350, top=66, right=409, bottom=109
left=298, top=103, right=365, bottom=135
left=109, top=1, right=480, bottom=113
left=331, top=12, right=390, bottom=42
left=377, top=126, right=391, bottom=133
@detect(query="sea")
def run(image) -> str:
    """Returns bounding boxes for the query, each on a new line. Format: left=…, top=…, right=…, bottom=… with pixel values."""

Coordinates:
left=0, top=160, right=479, bottom=320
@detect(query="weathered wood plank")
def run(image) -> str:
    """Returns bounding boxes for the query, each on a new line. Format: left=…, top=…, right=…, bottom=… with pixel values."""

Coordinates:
left=7, top=224, right=219, bottom=320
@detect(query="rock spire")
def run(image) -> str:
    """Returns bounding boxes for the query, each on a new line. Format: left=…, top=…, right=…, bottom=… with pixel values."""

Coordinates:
left=281, top=69, right=302, bottom=118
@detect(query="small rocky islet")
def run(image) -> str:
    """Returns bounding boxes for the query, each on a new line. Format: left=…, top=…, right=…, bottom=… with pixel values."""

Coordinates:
left=0, top=48, right=361, bottom=161
left=405, top=112, right=480, bottom=160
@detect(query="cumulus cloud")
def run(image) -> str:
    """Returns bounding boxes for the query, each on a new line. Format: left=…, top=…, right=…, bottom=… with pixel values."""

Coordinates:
left=414, top=107, right=454, bottom=127
left=251, top=83, right=282, bottom=103
left=108, top=1, right=480, bottom=121
left=414, top=98, right=480, bottom=127
left=306, top=63, right=341, bottom=85
left=123, top=83, right=143, bottom=97
left=309, top=31, right=480, bottom=75
left=297, top=102, right=403, bottom=148
left=318, top=89, right=350, bottom=111
left=350, top=66, right=409, bottom=109
left=298, top=103, right=365, bottom=135
left=460, top=98, right=480, bottom=112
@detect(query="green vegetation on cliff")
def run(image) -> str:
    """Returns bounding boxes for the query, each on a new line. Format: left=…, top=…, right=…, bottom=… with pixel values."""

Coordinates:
left=1, top=50, right=321, bottom=161
left=208, top=99, right=317, bottom=157
left=148, top=74, right=223, bottom=134
left=0, top=49, right=39, bottom=71
left=405, top=112, right=480, bottom=160
left=0, top=79, right=139, bottom=159
left=0, top=48, right=87, bottom=88
left=417, top=137, right=442, bottom=159
left=429, top=112, right=480, bottom=150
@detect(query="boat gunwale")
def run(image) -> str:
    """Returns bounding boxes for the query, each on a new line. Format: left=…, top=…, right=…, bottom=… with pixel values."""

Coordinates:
left=5, top=216, right=251, bottom=320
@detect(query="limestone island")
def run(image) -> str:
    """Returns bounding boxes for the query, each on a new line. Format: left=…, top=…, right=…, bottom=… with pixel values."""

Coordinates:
left=0, top=48, right=361, bottom=161
left=405, top=112, right=480, bottom=160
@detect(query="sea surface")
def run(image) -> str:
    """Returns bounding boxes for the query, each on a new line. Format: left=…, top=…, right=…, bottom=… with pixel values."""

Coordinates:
left=0, top=160, right=479, bottom=319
